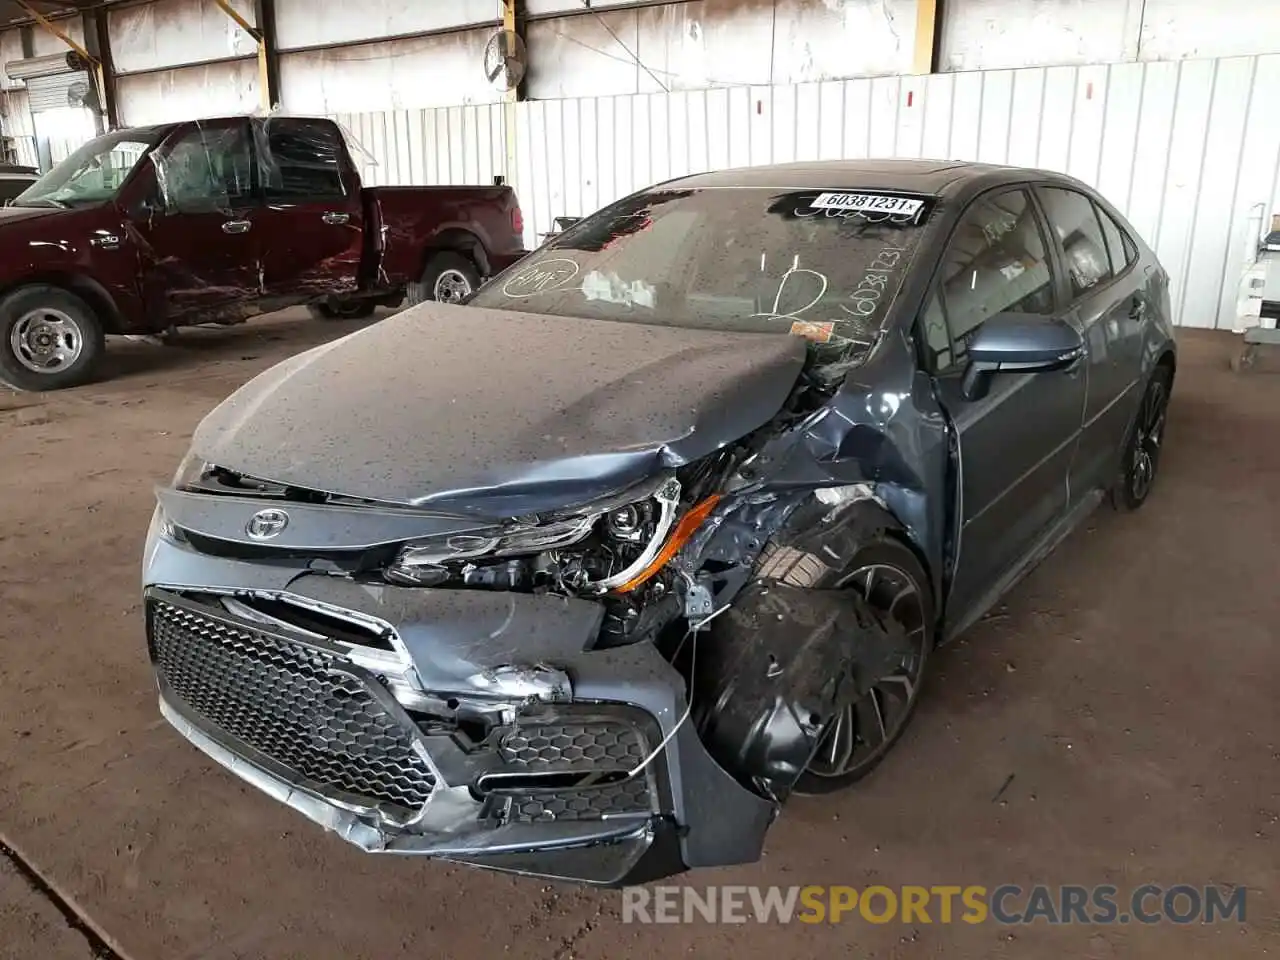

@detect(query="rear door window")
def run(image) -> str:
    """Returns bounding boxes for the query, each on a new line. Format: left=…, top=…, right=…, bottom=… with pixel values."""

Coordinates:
left=1095, top=204, right=1135, bottom=276
left=258, top=119, right=347, bottom=201
left=1037, top=187, right=1114, bottom=299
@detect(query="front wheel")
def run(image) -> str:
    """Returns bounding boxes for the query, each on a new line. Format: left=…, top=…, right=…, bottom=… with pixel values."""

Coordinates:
left=0, top=285, right=105, bottom=392
left=792, top=538, right=934, bottom=794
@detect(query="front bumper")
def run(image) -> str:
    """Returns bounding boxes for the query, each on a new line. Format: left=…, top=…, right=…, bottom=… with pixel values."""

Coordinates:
left=143, top=533, right=774, bottom=885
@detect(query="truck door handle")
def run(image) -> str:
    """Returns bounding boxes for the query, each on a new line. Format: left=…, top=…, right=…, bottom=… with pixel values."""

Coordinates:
left=322, top=211, right=350, bottom=225
left=221, top=219, right=252, bottom=235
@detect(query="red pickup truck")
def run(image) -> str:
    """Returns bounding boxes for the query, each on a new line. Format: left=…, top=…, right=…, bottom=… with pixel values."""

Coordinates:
left=0, top=115, right=527, bottom=391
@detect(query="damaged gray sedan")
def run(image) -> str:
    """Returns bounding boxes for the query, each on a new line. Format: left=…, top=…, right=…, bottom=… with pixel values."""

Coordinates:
left=143, top=159, right=1176, bottom=884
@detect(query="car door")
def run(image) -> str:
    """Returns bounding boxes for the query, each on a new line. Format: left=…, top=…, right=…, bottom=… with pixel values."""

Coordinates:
left=254, top=117, right=364, bottom=303
left=921, top=186, right=1087, bottom=625
left=131, top=118, right=262, bottom=327
left=1036, top=185, right=1148, bottom=499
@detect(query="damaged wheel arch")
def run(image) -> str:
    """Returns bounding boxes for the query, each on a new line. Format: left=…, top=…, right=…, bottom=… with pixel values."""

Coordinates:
left=691, top=500, right=935, bottom=801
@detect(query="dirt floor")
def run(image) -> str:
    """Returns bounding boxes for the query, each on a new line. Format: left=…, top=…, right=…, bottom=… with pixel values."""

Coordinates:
left=0, top=310, right=1277, bottom=959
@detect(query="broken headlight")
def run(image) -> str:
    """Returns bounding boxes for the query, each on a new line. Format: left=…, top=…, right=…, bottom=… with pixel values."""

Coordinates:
left=384, top=477, right=683, bottom=594
left=391, top=514, right=599, bottom=568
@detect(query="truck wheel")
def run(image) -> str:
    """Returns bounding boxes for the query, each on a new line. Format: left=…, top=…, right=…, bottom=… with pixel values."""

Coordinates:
left=413, top=252, right=480, bottom=305
left=307, top=301, right=376, bottom=321
left=0, top=285, right=105, bottom=392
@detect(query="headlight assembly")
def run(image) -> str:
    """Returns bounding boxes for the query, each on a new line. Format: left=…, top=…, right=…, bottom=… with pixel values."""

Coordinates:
left=391, top=513, right=598, bottom=570
left=384, top=476, right=693, bottom=594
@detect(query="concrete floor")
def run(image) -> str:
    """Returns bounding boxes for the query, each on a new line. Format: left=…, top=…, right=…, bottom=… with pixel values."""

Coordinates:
left=0, top=312, right=1276, bottom=959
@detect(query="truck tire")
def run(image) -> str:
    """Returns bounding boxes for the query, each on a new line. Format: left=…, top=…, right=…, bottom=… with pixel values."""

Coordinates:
left=307, top=301, right=376, bottom=321
left=0, top=285, right=105, bottom=392
left=410, top=252, right=480, bottom=306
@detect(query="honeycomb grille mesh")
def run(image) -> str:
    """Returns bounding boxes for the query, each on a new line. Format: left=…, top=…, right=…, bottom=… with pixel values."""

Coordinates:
left=500, top=722, right=647, bottom=771
left=499, top=720, right=652, bottom=822
left=511, top=779, right=652, bottom=822
left=149, top=598, right=434, bottom=812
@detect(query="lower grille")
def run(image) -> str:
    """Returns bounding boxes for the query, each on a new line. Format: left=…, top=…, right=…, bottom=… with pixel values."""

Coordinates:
left=494, top=719, right=654, bottom=822
left=148, top=596, right=434, bottom=814
left=510, top=779, right=653, bottom=822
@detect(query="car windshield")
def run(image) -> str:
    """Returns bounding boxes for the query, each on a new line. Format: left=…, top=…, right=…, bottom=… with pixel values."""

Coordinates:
left=473, top=186, right=935, bottom=368
left=13, top=129, right=157, bottom=209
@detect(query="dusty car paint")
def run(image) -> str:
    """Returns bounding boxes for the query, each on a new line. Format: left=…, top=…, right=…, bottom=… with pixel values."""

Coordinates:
left=191, top=305, right=808, bottom=515
left=143, top=159, right=1177, bottom=884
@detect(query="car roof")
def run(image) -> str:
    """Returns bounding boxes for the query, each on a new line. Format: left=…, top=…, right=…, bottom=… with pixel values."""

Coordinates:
left=667, top=158, right=1079, bottom=197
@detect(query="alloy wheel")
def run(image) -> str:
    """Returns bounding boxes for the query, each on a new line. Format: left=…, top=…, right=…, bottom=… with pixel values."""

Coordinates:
left=1130, top=378, right=1169, bottom=502
left=805, top=562, right=929, bottom=779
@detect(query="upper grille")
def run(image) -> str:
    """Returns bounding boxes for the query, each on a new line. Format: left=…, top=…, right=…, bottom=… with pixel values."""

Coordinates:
left=149, top=596, right=434, bottom=814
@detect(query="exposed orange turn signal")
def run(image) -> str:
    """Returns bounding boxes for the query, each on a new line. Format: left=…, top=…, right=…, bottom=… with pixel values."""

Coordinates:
left=612, top=494, right=722, bottom=594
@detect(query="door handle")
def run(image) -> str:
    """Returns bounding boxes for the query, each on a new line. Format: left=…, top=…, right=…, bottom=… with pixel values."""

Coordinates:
left=322, top=211, right=351, bottom=225
left=221, top=219, right=252, bottom=234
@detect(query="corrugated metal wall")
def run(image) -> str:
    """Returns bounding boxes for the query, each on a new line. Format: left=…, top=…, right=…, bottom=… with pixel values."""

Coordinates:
left=337, top=53, right=1280, bottom=330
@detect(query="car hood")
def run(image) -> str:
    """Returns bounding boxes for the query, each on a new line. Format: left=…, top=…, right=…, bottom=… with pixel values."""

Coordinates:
left=191, top=303, right=808, bottom=517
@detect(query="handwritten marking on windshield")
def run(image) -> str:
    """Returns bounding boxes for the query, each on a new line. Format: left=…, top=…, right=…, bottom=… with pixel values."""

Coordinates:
left=751, top=264, right=829, bottom=323
left=500, top=258, right=580, bottom=298
left=841, top=244, right=908, bottom=320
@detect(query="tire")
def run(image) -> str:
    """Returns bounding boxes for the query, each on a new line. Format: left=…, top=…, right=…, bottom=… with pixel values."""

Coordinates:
left=791, top=537, right=935, bottom=794
left=307, top=300, right=376, bottom=321
left=0, top=285, right=105, bottom=392
left=1110, top=365, right=1172, bottom=512
left=411, top=251, right=480, bottom=306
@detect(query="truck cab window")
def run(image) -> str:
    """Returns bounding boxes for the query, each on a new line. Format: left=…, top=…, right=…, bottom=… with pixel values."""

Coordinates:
left=260, top=120, right=346, bottom=201
left=156, top=123, right=253, bottom=213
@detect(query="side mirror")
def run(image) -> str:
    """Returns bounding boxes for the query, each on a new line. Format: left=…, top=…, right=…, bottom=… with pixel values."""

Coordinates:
left=961, top=312, right=1084, bottom=400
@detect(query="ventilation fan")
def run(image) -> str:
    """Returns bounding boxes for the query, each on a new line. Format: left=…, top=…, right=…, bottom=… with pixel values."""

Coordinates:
left=483, top=29, right=527, bottom=92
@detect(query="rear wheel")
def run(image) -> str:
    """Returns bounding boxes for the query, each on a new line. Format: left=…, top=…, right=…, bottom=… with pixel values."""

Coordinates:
left=307, top=300, right=376, bottom=321
left=1111, top=365, right=1172, bottom=511
left=792, top=538, right=934, bottom=794
left=0, top=285, right=105, bottom=392
left=409, top=251, right=480, bottom=306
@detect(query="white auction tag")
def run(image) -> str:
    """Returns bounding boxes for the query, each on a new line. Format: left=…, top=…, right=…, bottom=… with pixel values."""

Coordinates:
left=810, top=192, right=924, bottom=216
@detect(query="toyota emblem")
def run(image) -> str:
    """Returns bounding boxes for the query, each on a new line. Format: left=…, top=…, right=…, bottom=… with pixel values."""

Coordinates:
left=246, top=508, right=289, bottom=540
